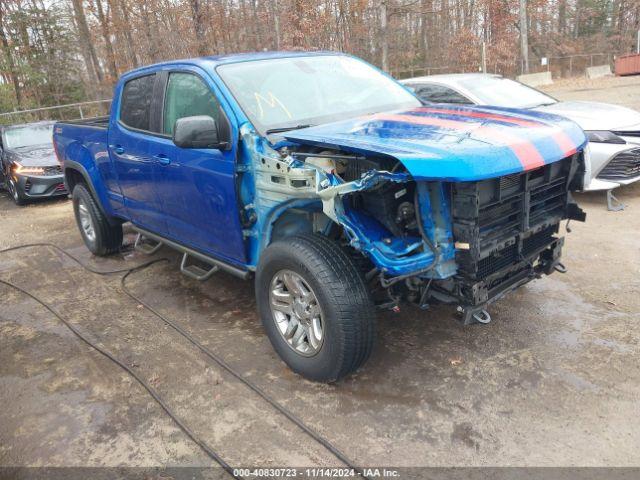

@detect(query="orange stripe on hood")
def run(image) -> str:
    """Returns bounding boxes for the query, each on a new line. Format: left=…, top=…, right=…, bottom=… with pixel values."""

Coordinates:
left=373, top=113, right=546, bottom=170
left=418, top=107, right=578, bottom=158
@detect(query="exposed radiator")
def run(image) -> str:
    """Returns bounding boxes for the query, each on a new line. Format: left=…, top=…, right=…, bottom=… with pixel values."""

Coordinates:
left=451, top=155, right=575, bottom=281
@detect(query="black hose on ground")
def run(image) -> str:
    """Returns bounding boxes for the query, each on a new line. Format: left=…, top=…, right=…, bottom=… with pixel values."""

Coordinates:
left=0, top=273, right=239, bottom=479
left=121, top=266, right=367, bottom=478
left=0, top=242, right=148, bottom=275
left=0, top=242, right=368, bottom=479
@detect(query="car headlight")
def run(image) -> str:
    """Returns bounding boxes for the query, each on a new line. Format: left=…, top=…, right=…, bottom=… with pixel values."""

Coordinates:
left=13, top=162, right=45, bottom=175
left=585, top=130, right=626, bottom=144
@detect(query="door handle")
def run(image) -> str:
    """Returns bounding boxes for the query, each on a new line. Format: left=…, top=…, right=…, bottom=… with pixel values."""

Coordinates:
left=154, top=154, right=171, bottom=166
left=113, top=145, right=125, bottom=155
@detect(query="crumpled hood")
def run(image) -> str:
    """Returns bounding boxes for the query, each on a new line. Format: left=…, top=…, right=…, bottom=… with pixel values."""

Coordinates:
left=7, top=145, right=58, bottom=167
left=535, top=101, right=640, bottom=131
left=284, top=105, right=587, bottom=181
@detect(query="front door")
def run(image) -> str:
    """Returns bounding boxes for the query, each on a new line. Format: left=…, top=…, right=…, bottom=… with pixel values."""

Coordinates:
left=149, top=69, right=246, bottom=265
left=109, top=72, right=168, bottom=235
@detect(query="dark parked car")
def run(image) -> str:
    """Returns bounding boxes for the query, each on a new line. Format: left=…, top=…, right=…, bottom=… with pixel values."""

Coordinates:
left=0, top=121, right=67, bottom=205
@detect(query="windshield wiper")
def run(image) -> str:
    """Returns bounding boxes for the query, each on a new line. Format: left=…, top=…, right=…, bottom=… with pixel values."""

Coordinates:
left=265, top=124, right=315, bottom=135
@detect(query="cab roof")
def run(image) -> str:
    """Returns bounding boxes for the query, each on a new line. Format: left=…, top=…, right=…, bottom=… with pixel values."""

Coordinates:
left=124, top=50, right=346, bottom=77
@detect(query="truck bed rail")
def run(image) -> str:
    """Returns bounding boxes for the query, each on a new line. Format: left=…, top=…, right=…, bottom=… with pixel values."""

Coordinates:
left=56, top=116, right=109, bottom=129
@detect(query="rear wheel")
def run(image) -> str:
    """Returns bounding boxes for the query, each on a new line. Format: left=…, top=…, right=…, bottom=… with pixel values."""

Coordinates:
left=72, top=183, right=122, bottom=256
left=256, top=234, right=376, bottom=382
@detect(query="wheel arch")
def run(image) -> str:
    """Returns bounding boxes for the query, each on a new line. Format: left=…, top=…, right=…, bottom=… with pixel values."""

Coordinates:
left=261, top=199, right=337, bottom=251
left=64, top=161, right=123, bottom=226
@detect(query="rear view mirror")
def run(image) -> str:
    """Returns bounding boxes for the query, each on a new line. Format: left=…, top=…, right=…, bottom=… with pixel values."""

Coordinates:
left=173, top=115, right=229, bottom=150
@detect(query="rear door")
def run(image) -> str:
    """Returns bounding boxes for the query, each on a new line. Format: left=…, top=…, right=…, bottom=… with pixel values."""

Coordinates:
left=108, top=72, right=168, bottom=234
left=148, top=68, right=246, bottom=264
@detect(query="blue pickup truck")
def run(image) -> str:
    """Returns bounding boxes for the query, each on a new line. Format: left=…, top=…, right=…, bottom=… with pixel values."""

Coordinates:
left=53, top=51, right=587, bottom=382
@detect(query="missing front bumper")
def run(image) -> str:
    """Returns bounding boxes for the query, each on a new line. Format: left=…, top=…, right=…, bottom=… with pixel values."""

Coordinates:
left=430, top=238, right=564, bottom=325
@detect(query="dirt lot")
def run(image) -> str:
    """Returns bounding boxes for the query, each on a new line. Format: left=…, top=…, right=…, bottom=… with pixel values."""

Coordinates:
left=1, top=77, right=639, bottom=474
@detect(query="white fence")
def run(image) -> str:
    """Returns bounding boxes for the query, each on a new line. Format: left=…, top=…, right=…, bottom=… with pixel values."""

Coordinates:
left=390, top=52, right=618, bottom=80
left=0, top=99, right=111, bottom=125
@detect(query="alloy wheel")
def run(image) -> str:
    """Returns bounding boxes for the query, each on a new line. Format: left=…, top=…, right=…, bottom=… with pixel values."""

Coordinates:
left=269, top=269, right=324, bottom=356
left=7, top=179, right=18, bottom=202
left=77, top=199, right=96, bottom=242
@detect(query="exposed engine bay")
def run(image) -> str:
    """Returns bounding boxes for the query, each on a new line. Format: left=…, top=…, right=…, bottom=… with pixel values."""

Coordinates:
left=304, top=152, right=419, bottom=239
left=238, top=128, right=586, bottom=324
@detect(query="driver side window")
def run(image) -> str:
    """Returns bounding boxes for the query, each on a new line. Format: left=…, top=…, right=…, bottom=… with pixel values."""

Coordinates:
left=163, top=72, right=222, bottom=136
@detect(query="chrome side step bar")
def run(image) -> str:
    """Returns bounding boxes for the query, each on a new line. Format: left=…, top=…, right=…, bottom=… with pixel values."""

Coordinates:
left=134, top=233, right=163, bottom=254
left=130, top=225, right=251, bottom=280
left=180, top=253, right=219, bottom=281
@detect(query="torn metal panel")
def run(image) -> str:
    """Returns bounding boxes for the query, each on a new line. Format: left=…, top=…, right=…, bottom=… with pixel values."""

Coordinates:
left=240, top=125, right=447, bottom=278
left=315, top=169, right=452, bottom=278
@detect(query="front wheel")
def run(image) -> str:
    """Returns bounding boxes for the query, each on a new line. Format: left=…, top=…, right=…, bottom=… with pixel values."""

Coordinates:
left=256, top=234, right=376, bottom=382
left=72, top=183, right=123, bottom=256
left=6, top=177, right=26, bottom=206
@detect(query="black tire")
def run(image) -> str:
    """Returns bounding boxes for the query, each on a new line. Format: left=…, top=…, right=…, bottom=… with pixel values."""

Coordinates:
left=6, top=177, right=26, bottom=206
left=256, top=233, right=376, bottom=382
left=72, top=183, right=122, bottom=256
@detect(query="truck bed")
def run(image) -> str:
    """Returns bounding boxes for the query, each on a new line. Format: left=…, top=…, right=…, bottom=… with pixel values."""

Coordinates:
left=54, top=116, right=119, bottom=216
left=56, top=116, right=109, bottom=129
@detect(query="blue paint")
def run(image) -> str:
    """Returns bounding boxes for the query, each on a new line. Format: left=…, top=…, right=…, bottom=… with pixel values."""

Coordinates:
left=54, top=52, right=587, bottom=280
left=284, top=105, right=587, bottom=181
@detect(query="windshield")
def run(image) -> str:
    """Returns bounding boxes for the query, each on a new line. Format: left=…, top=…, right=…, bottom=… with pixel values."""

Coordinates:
left=217, top=55, right=421, bottom=135
left=3, top=124, right=54, bottom=149
left=458, top=77, right=557, bottom=109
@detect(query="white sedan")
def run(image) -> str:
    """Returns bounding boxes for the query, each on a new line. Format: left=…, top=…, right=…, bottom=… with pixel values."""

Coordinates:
left=401, top=74, right=640, bottom=193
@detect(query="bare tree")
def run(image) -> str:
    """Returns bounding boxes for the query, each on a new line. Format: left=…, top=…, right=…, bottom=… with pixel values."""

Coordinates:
left=272, top=0, right=281, bottom=50
left=3, top=0, right=640, bottom=115
left=380, top=0, right=388, bottom=71
left=71, top=0, right=103, bottom=83
left=519, top=0, right=529, bottom=73
left=115, top=0, right=139, bottom=68
left=0, top=3, right=22, bottom=107
left=189, top=0, right=207, bottom=56
left=93, top=0, right=118, bottom=81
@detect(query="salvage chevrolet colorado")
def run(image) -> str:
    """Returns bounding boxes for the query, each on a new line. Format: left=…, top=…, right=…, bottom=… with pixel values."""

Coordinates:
left=53, top=52, right=587, bottom=382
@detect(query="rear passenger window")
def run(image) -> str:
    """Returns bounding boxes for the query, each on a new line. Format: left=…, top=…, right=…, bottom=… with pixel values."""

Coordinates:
left=120, top=74, right=156, bottom=131
left=163, top=72, right=221, bottom=135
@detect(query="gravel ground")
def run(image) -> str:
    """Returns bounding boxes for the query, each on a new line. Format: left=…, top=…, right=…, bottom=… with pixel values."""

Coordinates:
left=541, top=74, right=640, bottom=109
left=1, top=77, right=639, bottom=474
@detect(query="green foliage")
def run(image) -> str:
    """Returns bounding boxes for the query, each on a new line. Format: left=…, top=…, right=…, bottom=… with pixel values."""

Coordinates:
left=1, top=0, right=88, bottom=115
left=0, top=84, right=16, bottom=113
left=575, top=0, right=612, bottom=37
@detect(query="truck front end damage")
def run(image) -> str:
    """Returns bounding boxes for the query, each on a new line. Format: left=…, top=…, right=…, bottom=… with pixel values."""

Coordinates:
left=310, top=152, right=585, bottom=323
left=238, top=105, right=588, bottom=323
left=429, top=154, right=585, bottom=323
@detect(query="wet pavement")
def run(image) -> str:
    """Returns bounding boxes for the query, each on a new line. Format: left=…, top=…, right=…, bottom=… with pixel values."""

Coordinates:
left=1, top=81, right=640, bottom=470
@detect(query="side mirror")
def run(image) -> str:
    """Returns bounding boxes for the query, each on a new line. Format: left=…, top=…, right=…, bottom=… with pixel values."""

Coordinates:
left=173, top=115, right=229, bottom=150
